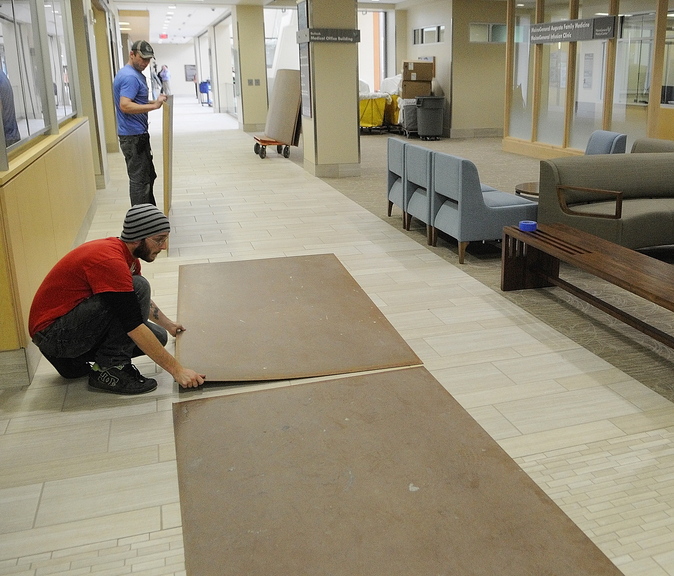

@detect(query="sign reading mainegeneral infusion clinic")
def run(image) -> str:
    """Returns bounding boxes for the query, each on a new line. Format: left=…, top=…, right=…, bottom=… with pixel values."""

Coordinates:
left=530, top=16, right=616, bottom=44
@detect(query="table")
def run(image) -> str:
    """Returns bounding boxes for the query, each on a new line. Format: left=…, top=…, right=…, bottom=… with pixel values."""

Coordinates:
left=515, top=181, right=539, bottom=197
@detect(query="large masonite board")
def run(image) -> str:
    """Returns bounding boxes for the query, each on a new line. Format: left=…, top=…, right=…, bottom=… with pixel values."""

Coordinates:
left=264, top=68, right=301, bottom=146
left=173, top=366, right=623, bottom=576
left=176, top=254, right=421, bottom=382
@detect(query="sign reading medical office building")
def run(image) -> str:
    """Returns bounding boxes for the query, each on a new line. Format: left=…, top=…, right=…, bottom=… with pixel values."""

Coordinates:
left=530, top=16, right=616, bottom=44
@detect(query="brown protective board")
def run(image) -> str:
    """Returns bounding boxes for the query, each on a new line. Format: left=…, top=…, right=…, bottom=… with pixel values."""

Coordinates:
left=176, top=254, right=421, bottom=382
left=264, top=69, right=301, bottom=146
left=173, top=367, right=623, bottom=576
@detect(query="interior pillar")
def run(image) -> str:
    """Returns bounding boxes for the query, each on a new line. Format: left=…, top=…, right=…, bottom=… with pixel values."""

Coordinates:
left=300, top=0, right=360, bottom=178
left=232, top=5, right=268, bottom=132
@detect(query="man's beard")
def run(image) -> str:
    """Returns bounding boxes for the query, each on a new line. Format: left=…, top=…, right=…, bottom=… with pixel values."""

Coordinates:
left=133, top=239, right=155, bottom=262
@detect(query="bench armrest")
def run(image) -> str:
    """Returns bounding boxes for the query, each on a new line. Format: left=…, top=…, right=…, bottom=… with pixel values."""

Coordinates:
left=556, top=185, right=623, bottom=219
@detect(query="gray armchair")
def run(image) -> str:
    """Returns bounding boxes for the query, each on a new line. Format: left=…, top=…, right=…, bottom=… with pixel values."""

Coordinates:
left=403, top=143, right=433, bottom=244
left=387, top=137, right=406, bottom=221
left=585, top=130, right=627, bottom=155
left=430, top=152, right=537, bottom=263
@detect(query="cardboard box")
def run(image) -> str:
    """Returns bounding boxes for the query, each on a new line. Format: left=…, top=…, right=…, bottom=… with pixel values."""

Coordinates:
left=401, top=80, right=432, bottom=99
left=402, top=60, right=434, bottom=82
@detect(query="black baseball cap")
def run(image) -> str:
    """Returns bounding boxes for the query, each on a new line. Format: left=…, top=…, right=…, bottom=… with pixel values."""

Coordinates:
left=131, top=40, right=154, bottom=58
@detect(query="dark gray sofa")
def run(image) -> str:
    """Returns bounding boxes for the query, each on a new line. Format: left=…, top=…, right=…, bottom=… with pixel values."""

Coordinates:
left=538, top=152, right=674, bottom=249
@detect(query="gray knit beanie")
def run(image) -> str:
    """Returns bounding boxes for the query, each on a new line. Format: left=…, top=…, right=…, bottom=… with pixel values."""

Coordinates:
left=120, top=204, right=171, bottom=242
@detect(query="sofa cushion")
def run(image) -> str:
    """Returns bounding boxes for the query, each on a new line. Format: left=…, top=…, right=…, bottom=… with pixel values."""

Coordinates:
left=568, top=198, right=674, bottom=249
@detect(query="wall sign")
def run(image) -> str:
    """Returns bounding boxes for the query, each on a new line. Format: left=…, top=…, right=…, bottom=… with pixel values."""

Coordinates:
left=296, top=28, right=361, bottom=44
left=530, top=16, right=616, bottom=44
left=184, top=64, right=197, bottom=82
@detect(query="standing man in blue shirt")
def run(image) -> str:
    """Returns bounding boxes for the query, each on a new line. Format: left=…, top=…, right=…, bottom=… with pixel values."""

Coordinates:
left=113, top=40, right=167, bottom=206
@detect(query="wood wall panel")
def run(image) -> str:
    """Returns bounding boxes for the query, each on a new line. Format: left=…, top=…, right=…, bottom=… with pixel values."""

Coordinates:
left=0, top=119, right=96, bottom=365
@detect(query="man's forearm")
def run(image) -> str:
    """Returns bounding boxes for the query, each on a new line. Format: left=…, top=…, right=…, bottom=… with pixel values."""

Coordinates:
left=119, top=97, right=163, bottom=114
left=128, top=323, right=182, bottom=377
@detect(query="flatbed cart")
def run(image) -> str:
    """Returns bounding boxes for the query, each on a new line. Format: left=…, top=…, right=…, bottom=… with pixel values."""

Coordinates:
left=253, top=136, right=291, bottom=159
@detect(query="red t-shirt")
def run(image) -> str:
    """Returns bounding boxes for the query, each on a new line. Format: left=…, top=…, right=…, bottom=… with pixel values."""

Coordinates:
left=29, top=237, right=141, bottom=336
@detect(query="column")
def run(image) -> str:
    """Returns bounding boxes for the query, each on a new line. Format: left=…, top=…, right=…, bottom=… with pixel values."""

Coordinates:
left=232, top=5, right=269, bottom=132
left=300, top=0, right=360, bottom=177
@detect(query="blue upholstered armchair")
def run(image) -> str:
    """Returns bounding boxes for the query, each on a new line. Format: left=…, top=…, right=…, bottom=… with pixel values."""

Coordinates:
left=430, top=152, right=538, bottom=264
left=387, top=138, right=406, bottom=221
left=585, top=130, right=627, bottom=155
left=403, top=144, right=433, bottom=244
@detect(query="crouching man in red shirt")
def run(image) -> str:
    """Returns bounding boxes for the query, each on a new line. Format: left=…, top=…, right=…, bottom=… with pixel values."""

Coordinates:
left=29, top=204, right=205, bottom=394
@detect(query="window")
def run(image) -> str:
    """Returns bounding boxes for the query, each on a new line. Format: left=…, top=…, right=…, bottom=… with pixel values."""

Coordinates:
left=661, top=4, right=674, bottom=104
left=413, top=25, right=445, bottom=45
left=469, top=23, right=507, bottom=43
left=0, top=0, right=77, bottom=166
left=44, top=0, right=75, bottom=120
left=611, top=6, right=657, bottom=141
left=0, top=0, right=47, bottom=150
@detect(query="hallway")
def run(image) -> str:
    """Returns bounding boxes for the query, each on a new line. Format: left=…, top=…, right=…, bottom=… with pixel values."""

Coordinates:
left=1, top=96, right=674, bottom=575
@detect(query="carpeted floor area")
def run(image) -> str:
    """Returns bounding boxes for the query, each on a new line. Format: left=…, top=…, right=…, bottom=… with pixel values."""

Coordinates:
left=292, top=132, right=674, bottom=402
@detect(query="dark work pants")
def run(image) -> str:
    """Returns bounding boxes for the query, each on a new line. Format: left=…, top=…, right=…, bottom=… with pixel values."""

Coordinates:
left=119, top=133, right=157, bottom=206
left=32, top=276, right=167, bottom=378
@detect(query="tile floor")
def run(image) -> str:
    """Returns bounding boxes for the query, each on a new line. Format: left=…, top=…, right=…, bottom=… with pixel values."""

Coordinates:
left=1, top=96, right=673, bottom=575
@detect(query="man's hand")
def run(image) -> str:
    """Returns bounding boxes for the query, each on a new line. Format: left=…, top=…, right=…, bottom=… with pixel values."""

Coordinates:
left=166, top=321, right=186, bottom=337
left=128, top=323, right=205, bottom=389
left=174, top=367, right=206, bottom=389
left=154, top=94, right=168, bottom=109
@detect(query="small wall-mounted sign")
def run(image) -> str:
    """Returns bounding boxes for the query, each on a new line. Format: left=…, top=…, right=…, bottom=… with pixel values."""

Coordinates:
left=296, top=28, right=361, bottom=44
left=184, top=64, right=197, bottom=82
left=530, top=16, right=616, bottom=44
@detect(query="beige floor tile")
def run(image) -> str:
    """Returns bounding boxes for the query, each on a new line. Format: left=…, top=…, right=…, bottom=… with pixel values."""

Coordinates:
left=500, top=420, right=626, bottom=458
left=0, top=484, right=42, bottom=534
left=36, top=462, right=178, bottom=526
left=495, top=386, right=642, bottom=434
left=0, top=422, right=110, bottom=468
left=109, top=410, right=175, bottom=451
left=0, top=508, right=161, bottom=560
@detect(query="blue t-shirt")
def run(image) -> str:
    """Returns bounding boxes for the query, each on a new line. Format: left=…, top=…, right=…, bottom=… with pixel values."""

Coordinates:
left=113, top=64, right=149, bottom=136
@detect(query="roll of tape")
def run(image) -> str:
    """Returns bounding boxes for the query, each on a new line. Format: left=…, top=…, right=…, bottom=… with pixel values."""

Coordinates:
left=519, top=220, right=537, bottom=232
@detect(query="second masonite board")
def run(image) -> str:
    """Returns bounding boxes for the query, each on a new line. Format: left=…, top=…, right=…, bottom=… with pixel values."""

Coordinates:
left=173, top=366, right=624, bottom=576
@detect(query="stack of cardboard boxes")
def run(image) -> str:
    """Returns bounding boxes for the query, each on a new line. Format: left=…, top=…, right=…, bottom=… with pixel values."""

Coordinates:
left=401, top=60, right=434, bottom=99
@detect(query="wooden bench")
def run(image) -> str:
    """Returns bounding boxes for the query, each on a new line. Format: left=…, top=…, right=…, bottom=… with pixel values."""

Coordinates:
left=501, top=222, right=674, bottom=349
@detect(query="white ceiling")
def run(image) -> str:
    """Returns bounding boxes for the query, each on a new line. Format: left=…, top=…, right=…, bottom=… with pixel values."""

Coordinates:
left=113, top=0, right=410, bottom=45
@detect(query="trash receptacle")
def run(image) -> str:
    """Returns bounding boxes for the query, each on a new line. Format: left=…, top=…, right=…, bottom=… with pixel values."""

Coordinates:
left=416, top=96, right=444, bottom=140
left=199, top=81, right=211, bottom=106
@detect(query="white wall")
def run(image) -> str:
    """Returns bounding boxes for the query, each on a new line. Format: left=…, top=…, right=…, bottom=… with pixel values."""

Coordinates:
left=405, top=1, right=452, bottom=101
left=150, top=42, right=200, bottom=98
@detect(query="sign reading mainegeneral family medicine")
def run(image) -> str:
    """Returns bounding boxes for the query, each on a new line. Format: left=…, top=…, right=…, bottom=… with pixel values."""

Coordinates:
left=530, top=16, right=616, bottom=44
